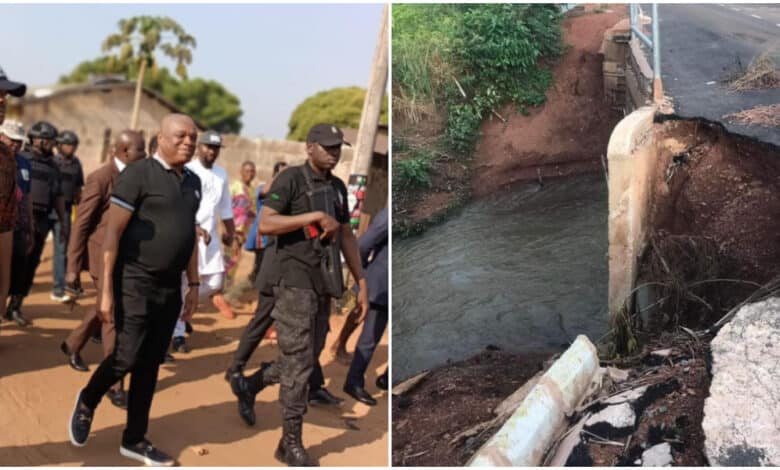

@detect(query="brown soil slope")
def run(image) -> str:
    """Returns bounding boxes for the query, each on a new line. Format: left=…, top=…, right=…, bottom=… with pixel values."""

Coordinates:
left=473, top=6, right=626, bottom=197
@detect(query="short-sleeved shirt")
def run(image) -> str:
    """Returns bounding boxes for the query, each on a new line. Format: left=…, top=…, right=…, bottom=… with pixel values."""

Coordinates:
left=184, top=158, right=233, bottom=275
left=111, top=155, right=202, bottom=284
left=25, top=150, right=62, bottom=213
left=53, top=154, right=84, bottom=205
left=15, top=153, right=31, bottom=232
left=263, top=163, right=349, bottom=293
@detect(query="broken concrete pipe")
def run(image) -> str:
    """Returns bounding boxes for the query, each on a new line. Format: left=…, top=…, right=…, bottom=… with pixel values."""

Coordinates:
left=469, top=335, right=600, bottom=467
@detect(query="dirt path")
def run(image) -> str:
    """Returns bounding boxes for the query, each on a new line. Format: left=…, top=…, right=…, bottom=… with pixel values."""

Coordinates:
left=473, top=5, right=626, bottom=196
left=0, top=244, right=388, bottom=466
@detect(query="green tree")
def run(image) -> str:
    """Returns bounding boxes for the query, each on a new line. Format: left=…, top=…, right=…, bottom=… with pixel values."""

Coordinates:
left=102, top=16, right=196, bottom=129
left=59, top=58, right=243, bottom=133
left=166, top=79, right=243, bottom=133
left=287, top=86, right=389, bottom=141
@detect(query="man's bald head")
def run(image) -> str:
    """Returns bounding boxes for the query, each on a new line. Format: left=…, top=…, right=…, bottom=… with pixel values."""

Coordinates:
left=112, top=129, right=146, bottom=165
left=158, top=114, right=198, bottom=168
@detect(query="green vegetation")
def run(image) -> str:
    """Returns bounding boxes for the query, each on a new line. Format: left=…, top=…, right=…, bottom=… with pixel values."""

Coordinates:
left=61, top=58, right=244, bottom=134
left=286, top=87, right=389, bottom=142
left=393, top=4, right=563, bottom=154
left=60, top=16, right=243, bottom=134
left=394, top=148, right=433, bottom=189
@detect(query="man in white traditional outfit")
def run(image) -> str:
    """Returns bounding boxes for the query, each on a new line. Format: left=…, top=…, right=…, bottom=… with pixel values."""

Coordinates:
left=172, top=130, right=238, bottom=353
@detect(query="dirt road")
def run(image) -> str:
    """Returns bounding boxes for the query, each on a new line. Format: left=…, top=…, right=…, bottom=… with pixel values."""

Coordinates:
left=0, top=244, right=388, bottom=466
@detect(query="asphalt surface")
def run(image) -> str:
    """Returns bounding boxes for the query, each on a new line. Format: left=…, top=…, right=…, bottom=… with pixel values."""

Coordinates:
left=653, top=4, right=780, bottom=146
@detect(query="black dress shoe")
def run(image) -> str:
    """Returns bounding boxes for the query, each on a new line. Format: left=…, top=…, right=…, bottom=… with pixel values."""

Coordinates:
left=376, top=372, right=388, bottom=391
left=163, top=353, right=176, bottom=363
left=343, top=383, right=377, bottom=406
left=69, top=389, right=93, bottom=447
left=107, top=389, right=128, bottom=409
left=61, top=342, right=89, bottom=372
left=308, top=387, right=344, bottom=406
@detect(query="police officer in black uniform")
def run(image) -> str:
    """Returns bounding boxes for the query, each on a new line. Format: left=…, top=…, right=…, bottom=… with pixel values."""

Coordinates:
left=51, top=130, right=84, bottom=302
left=232, top=123, right=369, bottom=467
left=6, top=121, right=68, bottom=325
left=68, top=114, right=201, bottom=466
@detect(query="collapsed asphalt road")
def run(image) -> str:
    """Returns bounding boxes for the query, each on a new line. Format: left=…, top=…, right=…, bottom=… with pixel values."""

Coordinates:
left=656, top=3, right=780, bottom=146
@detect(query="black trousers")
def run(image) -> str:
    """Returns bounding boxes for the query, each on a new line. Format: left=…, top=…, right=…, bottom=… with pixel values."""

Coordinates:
left=81, top=274, right=180, bottom=446
left=233, top=289, right=328, bottom=392
left=345, top=304, right=388, bottom=388
left=9, top=211, right=52, bottom=298
left=245, top=286, right=329, bottom=420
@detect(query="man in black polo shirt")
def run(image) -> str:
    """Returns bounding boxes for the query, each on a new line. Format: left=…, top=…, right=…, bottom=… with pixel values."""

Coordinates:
left=51, top=130, right=84, bottom=302
left=6, top=121, right=68, bottom=326
left=68, top=114, right=201, bottom=467
left=234, top=123, right=369, bottom=467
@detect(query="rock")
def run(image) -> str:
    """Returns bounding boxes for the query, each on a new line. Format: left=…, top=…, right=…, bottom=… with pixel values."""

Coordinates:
left=585, top=402, right=636, bottom=429
left=192, top=446, right=208, bottom=456
left=642, top=442, right=673, bottom=466
left=703, top=297, right=780, bottom=466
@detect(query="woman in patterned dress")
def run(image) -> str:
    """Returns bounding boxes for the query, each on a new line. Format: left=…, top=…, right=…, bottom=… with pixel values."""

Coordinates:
left=224, top=161, right=256, bottom=287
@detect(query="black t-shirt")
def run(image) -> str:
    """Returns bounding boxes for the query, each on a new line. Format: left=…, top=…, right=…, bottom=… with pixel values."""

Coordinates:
left=111, top=157, right=201, bottom=283
left=25, top=150, right=62, bottom=213
left=53, top=155, right=84, bottom=205
left=264, top=163, right=349, bottom=293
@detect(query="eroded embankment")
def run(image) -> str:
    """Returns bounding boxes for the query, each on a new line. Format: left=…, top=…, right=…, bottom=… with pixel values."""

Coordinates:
left=393, top=6, right=626, bottom=236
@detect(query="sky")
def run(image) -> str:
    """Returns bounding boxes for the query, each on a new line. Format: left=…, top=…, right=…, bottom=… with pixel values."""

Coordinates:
left=0, top=3, right=385, bottom=139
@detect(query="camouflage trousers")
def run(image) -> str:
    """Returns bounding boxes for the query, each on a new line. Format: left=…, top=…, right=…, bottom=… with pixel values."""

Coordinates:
left=255, top=285, right=330, bottom=420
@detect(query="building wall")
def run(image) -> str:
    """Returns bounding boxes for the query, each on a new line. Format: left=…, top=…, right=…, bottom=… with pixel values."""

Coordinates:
left=11, top=87, right=173, bottom=175
left=218, top=135, right=387, bottom=218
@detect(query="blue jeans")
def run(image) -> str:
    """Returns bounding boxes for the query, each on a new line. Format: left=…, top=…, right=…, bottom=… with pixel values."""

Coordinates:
left=50, top=205, right=71, bottom=295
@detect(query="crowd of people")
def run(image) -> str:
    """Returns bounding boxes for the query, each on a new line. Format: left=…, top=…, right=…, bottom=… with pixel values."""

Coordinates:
left=0, top=67, right=388, bottom=467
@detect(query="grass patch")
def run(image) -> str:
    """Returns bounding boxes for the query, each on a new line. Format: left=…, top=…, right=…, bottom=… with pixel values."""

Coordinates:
left=393, top=4, right=563, bottom=157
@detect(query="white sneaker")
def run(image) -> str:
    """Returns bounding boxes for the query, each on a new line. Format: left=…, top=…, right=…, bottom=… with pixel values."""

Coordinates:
left=50, top=292, right=73, bottom=303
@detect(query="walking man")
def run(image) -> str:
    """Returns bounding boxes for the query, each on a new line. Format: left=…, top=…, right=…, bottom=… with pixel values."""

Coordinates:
left=68, top=114, right=201, bottom=466
left=0, top=67, right=26, bottom=327
left=6, top=121, right=68, bottom=326
left=233, top=123, right=369, bottom=466
left=343, top=207, right=388, bottom=406
left=51, top=130, right=84, bottom=302
left=60, top=130, right=146, bottom=409
left=171, top=130, right=236, bottom=354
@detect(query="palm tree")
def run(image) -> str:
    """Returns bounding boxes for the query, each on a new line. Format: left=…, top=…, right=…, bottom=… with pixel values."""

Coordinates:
left=102, top=16, right=196, bottom=129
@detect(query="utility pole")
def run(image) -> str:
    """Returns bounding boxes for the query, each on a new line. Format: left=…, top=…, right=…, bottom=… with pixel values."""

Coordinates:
left=348, top=4, right=388, bottom=234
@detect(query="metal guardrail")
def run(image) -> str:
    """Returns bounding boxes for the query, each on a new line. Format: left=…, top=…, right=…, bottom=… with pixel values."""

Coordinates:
left=630, top=4, right=662, bottom=100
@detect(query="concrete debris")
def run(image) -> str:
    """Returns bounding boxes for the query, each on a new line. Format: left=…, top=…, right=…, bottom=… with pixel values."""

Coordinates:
left=642, top=442, right=673, bottom=467
left=703, top=297, right=780, bottom=466
left=585, top=402, right=636, bottom=430
left=605, top=366, right=630, bottom=383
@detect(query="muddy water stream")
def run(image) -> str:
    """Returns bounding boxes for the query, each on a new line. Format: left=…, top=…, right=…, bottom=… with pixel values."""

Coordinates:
left=393, top=174, right=610, bottom=380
